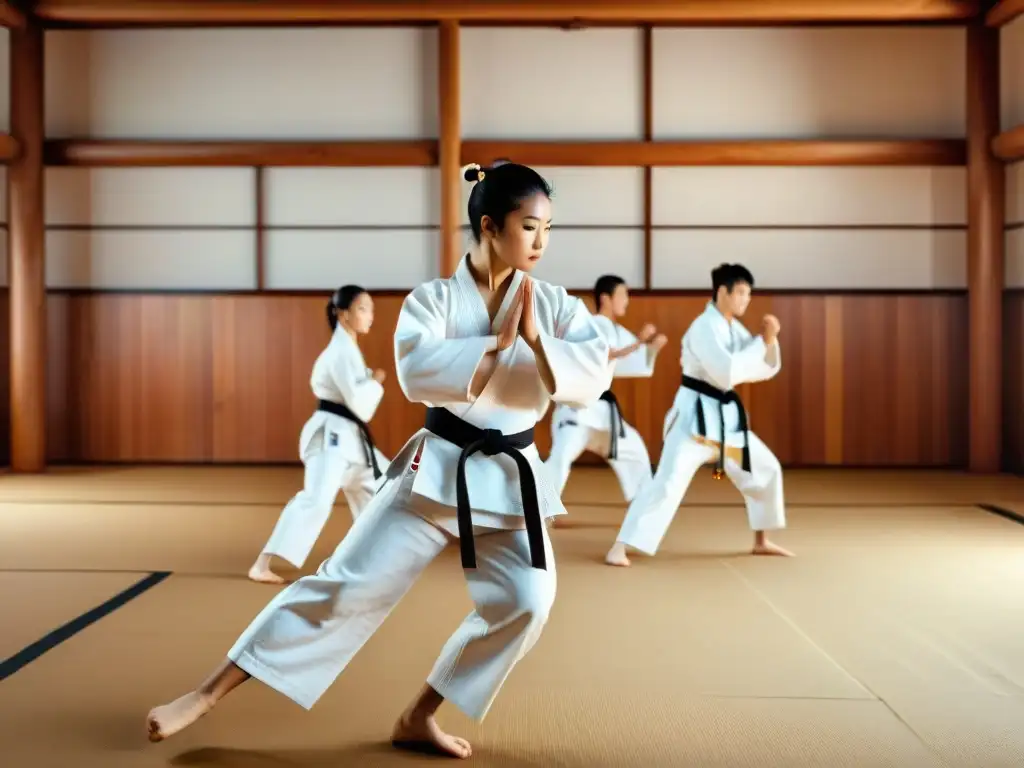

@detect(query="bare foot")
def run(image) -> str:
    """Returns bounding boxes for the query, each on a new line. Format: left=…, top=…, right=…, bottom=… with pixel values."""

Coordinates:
left=604, top=542, right=631, bottom=567
left=146, top=691, right=214, bottom=742
left=247, top=563, right=286, bottom=584
left=752, top=541, right=794, bottom=557
left=391, top=711, right=472, bottom=759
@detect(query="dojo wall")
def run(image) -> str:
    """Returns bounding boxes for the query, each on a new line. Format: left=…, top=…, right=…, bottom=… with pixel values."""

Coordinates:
left=1002, top=15, right=1024, bottom=474
left=0, top=25, right=989, bottom=467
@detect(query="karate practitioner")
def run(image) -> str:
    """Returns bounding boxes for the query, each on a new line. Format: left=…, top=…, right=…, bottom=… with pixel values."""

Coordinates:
left=146, top=161, right=613, bottom=759
left=248, top=285, right=391, bottom=584
left=546, top=274, right=667, bottom=512
left=605, top=263, right=793, bottom=567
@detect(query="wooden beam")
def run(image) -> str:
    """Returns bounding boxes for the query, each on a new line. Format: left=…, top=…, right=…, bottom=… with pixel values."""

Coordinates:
left=992, top=124, right=1024, bottom=160
left=8, top=20, right=46, bottom=473
left=986, top=0, right=1024, bottom=26
left=0, top=133, right=20, bottom=161
left=966, top=22, right=1004, bottom=473
left=33, top=0, right=981, bottom=26
left=0, top=2, right=26, bottom=28
left=641, top=25, right=653, bottom=290
left=44, top=139, right=437, bottom=167
left=42, top=139, right=967, bottom=168
left=438, top=20, right=461, bottom=278
left=460, top=140, right=967, bottom=167
left=254, top=166, right=265, bottom=291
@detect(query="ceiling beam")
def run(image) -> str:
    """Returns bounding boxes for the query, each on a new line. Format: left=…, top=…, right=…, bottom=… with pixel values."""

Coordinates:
left=986, top=0, right=1024, bottom=26
left=32, top=0, right=981, bottom=27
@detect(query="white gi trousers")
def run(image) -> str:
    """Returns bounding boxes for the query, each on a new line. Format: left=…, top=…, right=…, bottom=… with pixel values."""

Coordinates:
left=261, top=427, right=386, bottom=568
left=615, top=421, right=785, bottom=555
left=229, top=482, right=556, bottom=722
left=545, top=420, right=652, bottom=502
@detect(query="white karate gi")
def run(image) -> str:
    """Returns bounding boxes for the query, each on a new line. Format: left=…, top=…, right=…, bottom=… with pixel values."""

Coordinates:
left=546, top=315, right=660, bottom=502
left=260, top=327, right=391, bottom=568
left=228, top=256, right=612, bottom=721
left=614, top=302, right=785, bottom=555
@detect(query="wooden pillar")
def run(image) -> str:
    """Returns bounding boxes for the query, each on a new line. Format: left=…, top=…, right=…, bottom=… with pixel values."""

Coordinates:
left=438, top=20, right=461, bottom=277
left=966, top=22, right=1004, bottom=474
left=8, top=20, right=46, bottom=473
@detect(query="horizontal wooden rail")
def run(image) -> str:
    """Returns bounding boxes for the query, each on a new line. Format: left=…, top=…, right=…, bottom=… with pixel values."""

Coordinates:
left=42, top=138, right=965, bottom=167
left=462, top=139, right=966, bottom=166
left=986, top=0, right=1024, bottom=26
left=44, top=139, right=437, bottom=166
left=33, top=0, right=981, bottom=26
left=0, top=133, right=20, bottom=161
left=992, top=125, right=1024, bottom=161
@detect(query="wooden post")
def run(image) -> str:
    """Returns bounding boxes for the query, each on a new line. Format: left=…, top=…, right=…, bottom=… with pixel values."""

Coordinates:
left=966, top=22, right=1004, bottom=473
left=8, top=20, right=46, bottom=473
left=438, top=19, right=461, bottom=277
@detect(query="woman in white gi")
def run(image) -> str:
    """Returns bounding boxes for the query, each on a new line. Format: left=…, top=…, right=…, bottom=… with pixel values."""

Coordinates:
left=146, top=161, right=613, bottom=759
left=605, top=263, right=793, bottom=567
left=248, top=285, right=390, bottom=585
left=545, top=274, right=667, bottom=517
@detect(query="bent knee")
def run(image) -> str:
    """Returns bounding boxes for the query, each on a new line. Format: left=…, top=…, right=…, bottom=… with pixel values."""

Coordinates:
left=510, top=572, right=556, bottom=624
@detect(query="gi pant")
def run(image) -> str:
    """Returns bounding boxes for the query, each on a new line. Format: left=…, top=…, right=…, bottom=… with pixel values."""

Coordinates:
left=230, top=485, right=556, bottom=722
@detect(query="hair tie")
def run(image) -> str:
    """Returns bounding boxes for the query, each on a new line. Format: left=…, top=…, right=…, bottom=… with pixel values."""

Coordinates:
left=476, top=169, right=486, bottom=182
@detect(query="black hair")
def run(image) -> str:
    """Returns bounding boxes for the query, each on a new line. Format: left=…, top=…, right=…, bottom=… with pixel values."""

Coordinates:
left=326, top=284, right=367, bottom=331
left=464, top=162, right=553, bottom=243
left=711, top=263, right=755, bottom=299
left=593, top=274, right=627, bottom=310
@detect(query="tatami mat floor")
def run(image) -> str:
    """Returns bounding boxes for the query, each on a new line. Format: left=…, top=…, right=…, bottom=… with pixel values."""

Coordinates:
left=1, top=466, right=1023, bottom=767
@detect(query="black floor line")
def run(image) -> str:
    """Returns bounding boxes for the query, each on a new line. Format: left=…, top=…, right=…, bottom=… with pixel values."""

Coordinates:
left=977, top=503, right=1024, bottom=526
left=0, top=571, right=173, bottom=682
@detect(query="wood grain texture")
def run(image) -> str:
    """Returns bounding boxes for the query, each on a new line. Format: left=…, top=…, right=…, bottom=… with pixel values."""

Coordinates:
left=26, top=291, right=971, bottom=468
left=42, top=139, right=966, bottom=169
left=1004, top=290, right=1024, bottom=474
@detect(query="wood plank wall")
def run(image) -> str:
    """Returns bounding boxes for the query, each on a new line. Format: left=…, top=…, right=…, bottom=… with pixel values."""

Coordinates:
left=0, top=288, right=1000, bottom=468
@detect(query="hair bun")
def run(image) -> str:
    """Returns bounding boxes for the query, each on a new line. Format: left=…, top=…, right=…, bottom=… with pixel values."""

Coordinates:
left=461, top=163, right=486, bottom=183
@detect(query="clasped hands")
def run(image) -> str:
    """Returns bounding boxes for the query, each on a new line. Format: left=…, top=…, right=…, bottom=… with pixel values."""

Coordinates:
left=496, top=277, right=541, bottom=351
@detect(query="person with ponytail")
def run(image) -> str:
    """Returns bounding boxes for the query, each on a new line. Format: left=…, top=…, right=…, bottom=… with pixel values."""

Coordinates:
left=147, top=162, right=612, bottom=759
left=247, top=285, right=390, bottom=585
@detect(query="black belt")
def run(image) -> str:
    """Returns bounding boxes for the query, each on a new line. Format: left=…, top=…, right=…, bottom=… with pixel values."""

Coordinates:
left=317, top=399, right=382, bottom=480
left=680, top=375, right=751, bottom=479
left=424, top=407, right=546, bottom=571
left=599, top=390, right=627, bottom=460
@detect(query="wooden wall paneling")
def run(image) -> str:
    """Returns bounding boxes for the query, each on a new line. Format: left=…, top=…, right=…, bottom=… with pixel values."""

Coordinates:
left=43, top=293, right=968, bottom=467
left=0, top=292, right=9, bottom=466
left=1004, top=291, right=1024, bottom=473
left=31, top=0, right=982, bottom=25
